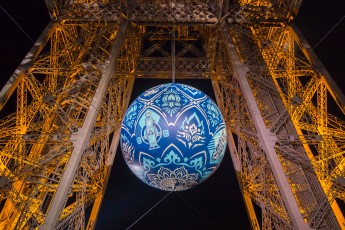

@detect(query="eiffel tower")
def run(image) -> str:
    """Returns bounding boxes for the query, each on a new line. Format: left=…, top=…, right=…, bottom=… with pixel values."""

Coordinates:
left=0, top=1, right=344, bottom=229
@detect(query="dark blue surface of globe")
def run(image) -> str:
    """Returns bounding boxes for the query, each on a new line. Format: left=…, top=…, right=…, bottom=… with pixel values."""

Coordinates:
left=120, top=83, right=227, bottom=191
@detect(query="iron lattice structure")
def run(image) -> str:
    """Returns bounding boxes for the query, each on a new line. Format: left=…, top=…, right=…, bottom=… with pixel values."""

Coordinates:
left=0, top=0, right=344, bottom=229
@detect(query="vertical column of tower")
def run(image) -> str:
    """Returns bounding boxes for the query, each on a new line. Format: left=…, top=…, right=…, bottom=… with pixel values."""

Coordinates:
left=215, top=4, right=345, bottom=226
left=211, top=76, right=261, bottom=230
left=86, top=77, right=135, bottom=230
left=219, top=22, right=310, bottom=230
left=40, top=21, right=129, bottom=229
left=264, top=24, right=345, bottom=228
left=293, top=24, right=345, bottom=225
left=0, top=14, right=136, bottom=229
left=244, top=19, right=344, bottom=228
left=0, top=21, right=58, bottom=229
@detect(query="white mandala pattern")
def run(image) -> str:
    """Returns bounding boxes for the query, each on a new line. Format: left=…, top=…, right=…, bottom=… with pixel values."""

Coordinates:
left=148, top=166, right=198, bottom=191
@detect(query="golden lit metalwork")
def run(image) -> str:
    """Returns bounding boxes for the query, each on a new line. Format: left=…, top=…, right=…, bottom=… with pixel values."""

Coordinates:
left=0, top=0, right=344, bottom=229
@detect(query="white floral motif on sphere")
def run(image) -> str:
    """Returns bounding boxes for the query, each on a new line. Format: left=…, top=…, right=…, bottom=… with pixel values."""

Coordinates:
left=148, top=166, right=198, bottom=191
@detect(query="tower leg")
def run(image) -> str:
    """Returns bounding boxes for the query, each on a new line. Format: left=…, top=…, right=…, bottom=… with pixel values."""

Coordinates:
left=40, top=21, right=128, bottom=230
left=219, top=23, right=310, bottom=230
left=212, top=76, right=261, bottom=230
left=86, top=77, right=134, bottom=230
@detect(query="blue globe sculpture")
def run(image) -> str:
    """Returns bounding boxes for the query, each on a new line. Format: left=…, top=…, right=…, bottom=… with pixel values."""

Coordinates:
left=120, top=83, right=227, bottom=191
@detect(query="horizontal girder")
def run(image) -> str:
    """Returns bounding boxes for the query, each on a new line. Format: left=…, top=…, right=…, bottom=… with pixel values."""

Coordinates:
left=45, top=0, right=301, bottom=23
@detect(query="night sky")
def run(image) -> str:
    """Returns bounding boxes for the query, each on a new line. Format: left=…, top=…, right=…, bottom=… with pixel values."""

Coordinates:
left=0, top=1, right=344, bottom=229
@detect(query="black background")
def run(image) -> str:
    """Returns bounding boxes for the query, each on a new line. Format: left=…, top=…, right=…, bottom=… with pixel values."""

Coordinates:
left=0, top=1, right=344, bottom=229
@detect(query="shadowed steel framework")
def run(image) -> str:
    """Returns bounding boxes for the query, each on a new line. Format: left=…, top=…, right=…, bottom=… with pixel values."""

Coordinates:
left=0, top=0, right=344, bottom=229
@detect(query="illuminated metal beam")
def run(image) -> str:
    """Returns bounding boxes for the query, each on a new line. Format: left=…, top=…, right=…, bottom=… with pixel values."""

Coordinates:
left=40, top=20, right=128, bottom=230
left=290, top=25, right=345, bottom=115
left=220, top=22, right=310, bottom=230
left=0, top=22, right=56, bottom=110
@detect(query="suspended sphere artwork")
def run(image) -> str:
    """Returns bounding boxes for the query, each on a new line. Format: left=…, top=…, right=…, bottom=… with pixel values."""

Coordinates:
left=120, top=83, right=227, bottom=191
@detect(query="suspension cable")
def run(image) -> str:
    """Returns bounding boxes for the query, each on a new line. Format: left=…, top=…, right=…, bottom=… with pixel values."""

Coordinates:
left=0, top=4, right=34, bottom=43
left=126, top=192, right=172, bottom=229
